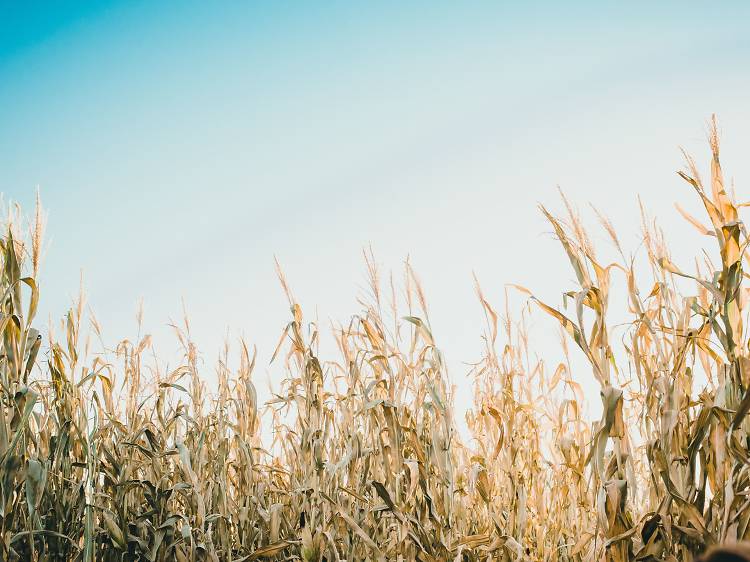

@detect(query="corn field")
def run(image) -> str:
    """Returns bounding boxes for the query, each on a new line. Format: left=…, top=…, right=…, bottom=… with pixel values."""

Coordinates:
left=1, top=123, right=749, bottom=561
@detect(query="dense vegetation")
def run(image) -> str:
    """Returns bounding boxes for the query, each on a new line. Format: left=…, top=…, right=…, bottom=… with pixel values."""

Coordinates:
left=0, top=124, right=747, bottom=560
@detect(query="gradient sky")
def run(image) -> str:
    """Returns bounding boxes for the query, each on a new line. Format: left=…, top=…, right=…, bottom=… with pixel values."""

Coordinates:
left=2, top=1, right=750, bottom=435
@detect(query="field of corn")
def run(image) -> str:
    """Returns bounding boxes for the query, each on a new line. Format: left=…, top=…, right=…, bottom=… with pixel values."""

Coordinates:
left=1, top=123, right=748, bottom=561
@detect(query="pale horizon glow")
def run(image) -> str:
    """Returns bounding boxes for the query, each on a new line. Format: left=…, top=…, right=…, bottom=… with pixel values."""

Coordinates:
left=2, top=2, right=750, bottom=437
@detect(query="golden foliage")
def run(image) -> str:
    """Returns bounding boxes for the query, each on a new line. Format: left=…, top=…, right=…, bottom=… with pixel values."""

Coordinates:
left=0, top=122, right=746, bottom=560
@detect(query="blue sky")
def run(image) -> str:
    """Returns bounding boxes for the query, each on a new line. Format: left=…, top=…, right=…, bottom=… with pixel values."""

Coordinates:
left=2, top=1, right=750, bottom=431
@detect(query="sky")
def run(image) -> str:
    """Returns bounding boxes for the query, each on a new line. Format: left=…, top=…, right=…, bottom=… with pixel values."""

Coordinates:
left=1, top=1, right=750, bottom=437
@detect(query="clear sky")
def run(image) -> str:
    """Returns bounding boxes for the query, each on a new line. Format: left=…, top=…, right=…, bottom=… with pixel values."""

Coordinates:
left=2, top=1, right=750, bottom=434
